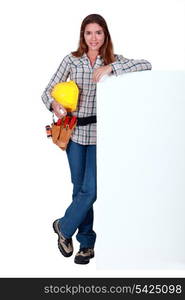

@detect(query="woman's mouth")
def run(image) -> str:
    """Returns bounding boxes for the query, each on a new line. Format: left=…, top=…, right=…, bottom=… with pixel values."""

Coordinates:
left=90, top=43, right=98, bottom=47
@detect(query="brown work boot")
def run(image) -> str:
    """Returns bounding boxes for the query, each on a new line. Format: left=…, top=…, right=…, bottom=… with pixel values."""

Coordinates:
left=74, top=248, right=94, bottom=264
left=53, top=219, right=73, bottom=257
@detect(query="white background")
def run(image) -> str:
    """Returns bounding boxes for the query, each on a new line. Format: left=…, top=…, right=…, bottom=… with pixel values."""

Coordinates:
left=0, top=0, right=185, bottom=277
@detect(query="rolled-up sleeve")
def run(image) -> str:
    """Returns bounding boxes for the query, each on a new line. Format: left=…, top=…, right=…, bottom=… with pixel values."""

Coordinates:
left=111, top=55, right=152, bottom=76
left=41, top=55, right=70, bottom=111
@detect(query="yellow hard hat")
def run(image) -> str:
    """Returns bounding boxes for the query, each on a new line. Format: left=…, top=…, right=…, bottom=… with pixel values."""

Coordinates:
left=51, top=80, right=79, bottom=112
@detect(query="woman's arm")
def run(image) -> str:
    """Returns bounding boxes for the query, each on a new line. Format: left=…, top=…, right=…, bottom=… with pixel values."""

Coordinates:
left=92, top=55, right=152, bottom=82
left=111, top=55, right=152, bottom=76
left=41, top=55, right=70, bottom=112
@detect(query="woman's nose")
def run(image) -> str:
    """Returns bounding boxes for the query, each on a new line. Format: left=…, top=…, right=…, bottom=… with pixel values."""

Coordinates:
left=92, top=34, right=96, bottom=40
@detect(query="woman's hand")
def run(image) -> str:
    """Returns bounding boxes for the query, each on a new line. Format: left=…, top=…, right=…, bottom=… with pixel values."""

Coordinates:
left=51, top=100, right=67, bottom=118
left=92, top=65, right=112, bottom=83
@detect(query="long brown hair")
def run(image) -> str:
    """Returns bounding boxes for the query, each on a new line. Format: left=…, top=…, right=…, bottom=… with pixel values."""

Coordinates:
left=72, top=14, right=116, bottom=65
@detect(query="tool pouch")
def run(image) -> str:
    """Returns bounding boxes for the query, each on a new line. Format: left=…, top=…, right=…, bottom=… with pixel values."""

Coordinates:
left=51, top=115, right=77, bottom=150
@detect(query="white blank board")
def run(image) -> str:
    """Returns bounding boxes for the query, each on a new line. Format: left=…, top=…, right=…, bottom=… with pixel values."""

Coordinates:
left=96, top=71, right=185, bottom=269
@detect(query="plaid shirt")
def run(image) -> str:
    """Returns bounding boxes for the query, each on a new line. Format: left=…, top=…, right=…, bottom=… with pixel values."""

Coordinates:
left=42, top=53, right=152, bottom=145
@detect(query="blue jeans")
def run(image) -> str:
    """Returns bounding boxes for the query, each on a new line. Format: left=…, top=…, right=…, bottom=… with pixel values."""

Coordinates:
left=58, top=140, right=97, bottom=249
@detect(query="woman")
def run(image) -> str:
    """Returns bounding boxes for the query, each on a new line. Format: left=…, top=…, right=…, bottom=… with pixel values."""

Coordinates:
left=42, top=14, right=152, bottom=265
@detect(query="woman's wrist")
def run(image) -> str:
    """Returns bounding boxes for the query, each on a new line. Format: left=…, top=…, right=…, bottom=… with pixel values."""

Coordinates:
left=108, top=64, right=113, bottom=73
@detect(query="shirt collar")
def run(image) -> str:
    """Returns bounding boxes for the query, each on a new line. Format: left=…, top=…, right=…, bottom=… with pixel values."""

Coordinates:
left=79, top=53, right=88, bottom=64
left=80, top=53, right=103, bottom=65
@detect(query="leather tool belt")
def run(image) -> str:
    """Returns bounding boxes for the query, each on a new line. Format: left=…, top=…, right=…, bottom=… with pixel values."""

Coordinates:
left=45, top=114, right=97, bottom=150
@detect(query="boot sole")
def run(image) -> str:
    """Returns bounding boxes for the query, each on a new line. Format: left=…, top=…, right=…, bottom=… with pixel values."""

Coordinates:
left=74, top=258, right=90, bottom=265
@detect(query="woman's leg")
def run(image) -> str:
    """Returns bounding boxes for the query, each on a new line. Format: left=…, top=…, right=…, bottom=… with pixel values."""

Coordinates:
left=68, top=143, right=96, bottom=248
left=58, top=141, right=97, bottom=247
left=76, top=207, right=96, bottom=249
left=76, top=144, right=97, bottom=249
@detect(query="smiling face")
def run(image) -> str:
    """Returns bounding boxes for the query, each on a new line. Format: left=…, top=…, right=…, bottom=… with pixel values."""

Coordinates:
left=84, top=23, right=105, bottom=53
